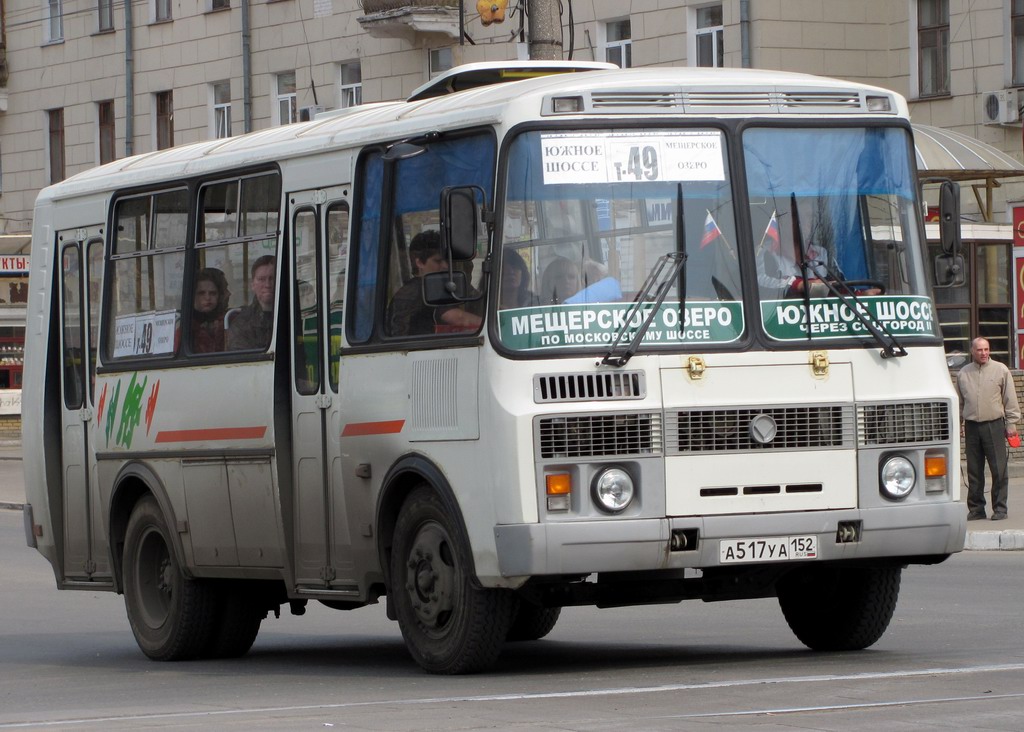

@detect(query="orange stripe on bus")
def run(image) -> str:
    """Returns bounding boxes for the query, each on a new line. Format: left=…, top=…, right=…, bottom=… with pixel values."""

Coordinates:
left=154, top=426, right=268, bottom=443
left=342, top=420, right=405, bottom=437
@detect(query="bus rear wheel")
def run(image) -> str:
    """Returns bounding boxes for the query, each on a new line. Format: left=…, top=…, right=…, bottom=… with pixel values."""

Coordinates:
left=777, top=565, right=901, bottom=651
left=123, top=496, right=218, bottom=661
left=391, top=486, right=515, bottom=674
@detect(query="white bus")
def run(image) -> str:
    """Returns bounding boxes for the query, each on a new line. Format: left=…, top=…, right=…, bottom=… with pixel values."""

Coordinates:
left=23, top=63, right=966, bottom=674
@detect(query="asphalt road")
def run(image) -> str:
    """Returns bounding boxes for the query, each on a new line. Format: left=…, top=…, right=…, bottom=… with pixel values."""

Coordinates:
left=2, top=509, right=1023, bottom=730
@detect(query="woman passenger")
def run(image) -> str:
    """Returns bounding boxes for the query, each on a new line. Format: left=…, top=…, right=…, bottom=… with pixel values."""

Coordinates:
left=191, top=267, right=230, bottom=353
left=500, top=249, right=538, bottom=309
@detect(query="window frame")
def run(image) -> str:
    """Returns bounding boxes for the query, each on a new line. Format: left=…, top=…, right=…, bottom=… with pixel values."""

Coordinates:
left=45, top=0, right=64, bottom=43
left=692, top=4, right=724, bottom=68
left=47, top=108, right=65, bottom=184
left=97, top=0, right=114, bottom=32
left=275, top=71, right=297, bottom=125
left=98, top=100, right=116, bottom=165
left=915, top=0, right=950, bottom=98
left=1012, top=0, right=1024, bottom=87
left=338, top=62, right=362, bottom=109
left=212, top=81, right=232, bottom=139
left=601, top=19, right=632, bottom=68
left=155, top=91, right=174, bottom=150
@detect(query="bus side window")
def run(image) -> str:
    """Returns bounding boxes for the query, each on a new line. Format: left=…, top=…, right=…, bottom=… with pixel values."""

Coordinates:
left=327, top=201, right=349, bottom=391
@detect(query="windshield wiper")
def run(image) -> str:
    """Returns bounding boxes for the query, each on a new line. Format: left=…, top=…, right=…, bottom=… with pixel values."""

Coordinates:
left=603, top=185, right=688, bottom=367
left=790, top=194, right=907, bottom=359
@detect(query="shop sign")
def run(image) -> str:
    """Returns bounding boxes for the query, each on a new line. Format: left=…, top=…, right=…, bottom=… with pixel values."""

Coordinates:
left=0, top=256, right=29, bottom=274
left=0, top=390, right=21, bottom=415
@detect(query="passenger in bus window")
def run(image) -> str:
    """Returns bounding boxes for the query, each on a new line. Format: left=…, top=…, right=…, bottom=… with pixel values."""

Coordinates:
left=387, top=230, right=481, bottom=336
left=539, top=257, right=580, bottom=304
left=500, top=249, right=538, bottom=309
left=191, top=268, right=230, bottom=353
left=227, top=255, right=277, bottom=350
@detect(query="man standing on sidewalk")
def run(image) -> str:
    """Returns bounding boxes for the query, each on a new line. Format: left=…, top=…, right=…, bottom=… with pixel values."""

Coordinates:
left=957, top=337, right=1020, bottom=521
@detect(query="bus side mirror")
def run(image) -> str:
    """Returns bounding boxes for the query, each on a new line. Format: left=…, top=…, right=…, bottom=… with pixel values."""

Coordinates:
left=441, top=186, right=484, bottom=261
left=938, top=180, right=961, bottom=256
left=423, top=269, right=470, bottom=305
left=934, top=253, right=966, bottom=288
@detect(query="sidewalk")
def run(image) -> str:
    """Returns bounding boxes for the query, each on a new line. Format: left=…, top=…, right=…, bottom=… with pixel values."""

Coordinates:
left=2, top=442, right=1023, bottom=549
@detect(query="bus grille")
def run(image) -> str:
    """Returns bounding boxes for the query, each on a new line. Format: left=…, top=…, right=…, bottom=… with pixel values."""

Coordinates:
left=858, top=401, right=950, bottom=446
left=534, top=371, right=646, bottom=403
left=538, top=412, right=662, bottom=459
left=667, top=405, right=855, bottom=454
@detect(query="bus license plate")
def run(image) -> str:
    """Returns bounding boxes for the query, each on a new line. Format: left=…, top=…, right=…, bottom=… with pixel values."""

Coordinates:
left=719, top=535, right=818, bottom=564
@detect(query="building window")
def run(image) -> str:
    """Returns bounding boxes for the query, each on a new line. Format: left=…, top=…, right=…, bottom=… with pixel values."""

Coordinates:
left=45, top=0, right=63, bottom=42
left=918, top=0, right=949, bottom=97
left=429, top=47, right=453, bottom=77
left=1014, top=0, right=1024, bottom=86
left=276, top=71, right=297, bottom=125
left=155, top=91, right=174, bottom=150
left=695, top=5, right=724, bottom=68
left=603, top=19, right=632, bottom=68
left=154, top=0, right=171, bottom=22
left=930, top=240, right=1012, bottom=366
left=211, top=0, right=229, bottom=9
left=338, top=62, right=362, bottom=108
left=212, top=81, right=231, bottom=138
left=98, top=100, right=116, bottom=165
left=97, top=0, right=114, bottom=32
left=48, top=109, right=65, bottom=184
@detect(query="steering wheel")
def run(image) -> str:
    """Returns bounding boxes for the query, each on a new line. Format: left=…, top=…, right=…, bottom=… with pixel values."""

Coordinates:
left=842, top=280, right=886, bottom=295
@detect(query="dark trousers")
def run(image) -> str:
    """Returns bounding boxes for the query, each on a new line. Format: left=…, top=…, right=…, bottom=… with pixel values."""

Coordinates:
left=965, top=418, right=1009, bottom=516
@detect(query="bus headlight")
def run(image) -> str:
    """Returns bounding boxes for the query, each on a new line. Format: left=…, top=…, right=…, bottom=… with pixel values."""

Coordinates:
left=592, top=467, right=634, bottom=513
left=880, top=456, right=915, bottom=500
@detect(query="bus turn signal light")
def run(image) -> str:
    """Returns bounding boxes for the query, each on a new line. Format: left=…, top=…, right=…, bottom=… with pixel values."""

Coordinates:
left=546, top=473, right=571, bottom=512
left=924, top=455, right=946, bottom=477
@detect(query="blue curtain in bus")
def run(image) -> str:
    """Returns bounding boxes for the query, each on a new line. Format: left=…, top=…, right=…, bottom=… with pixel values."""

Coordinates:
left=392, top=134, right=495, bottom=214
left=353, top=153, right=384, bottom=342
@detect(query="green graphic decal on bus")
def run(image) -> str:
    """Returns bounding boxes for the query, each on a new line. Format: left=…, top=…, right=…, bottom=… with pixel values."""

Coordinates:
left=760, top=296, right=936, bottom=342
left=498, top=301, right=744, bottom=351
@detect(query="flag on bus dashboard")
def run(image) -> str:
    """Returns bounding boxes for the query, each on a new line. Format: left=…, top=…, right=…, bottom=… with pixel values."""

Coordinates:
left=760, top=210, right=781, bottom=253
left=701, top=210, right=723, bottom=248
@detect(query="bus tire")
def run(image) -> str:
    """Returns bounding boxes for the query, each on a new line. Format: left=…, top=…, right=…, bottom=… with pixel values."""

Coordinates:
left=777, top=565, right=901, bottom=651
left=391, top=486, right=514, bottom=674
left=123, top=496, right=218, bottom=661
left=204, top=583, right=264, bottom=659
left=506, top=603, right=561, bottom=642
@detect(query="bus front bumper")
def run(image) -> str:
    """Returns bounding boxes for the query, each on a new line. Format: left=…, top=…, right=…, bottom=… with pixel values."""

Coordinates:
left=493, top=502, right=966, bottom=577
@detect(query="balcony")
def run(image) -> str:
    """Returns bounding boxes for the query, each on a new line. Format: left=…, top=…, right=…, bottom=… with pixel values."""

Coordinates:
left=357, top=0, right=461, bottom=41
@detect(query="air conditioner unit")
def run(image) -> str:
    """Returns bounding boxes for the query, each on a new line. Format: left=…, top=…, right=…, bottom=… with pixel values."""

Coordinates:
left=981, top=90, right=1021, bottom=125
left=298, top=105, right=328, bottom=122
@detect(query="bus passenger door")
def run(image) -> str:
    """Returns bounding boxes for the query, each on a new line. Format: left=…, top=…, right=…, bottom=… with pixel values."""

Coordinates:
left=57, top=230, right=106, bottom=582
left=288, top=188, right=355, bottom=591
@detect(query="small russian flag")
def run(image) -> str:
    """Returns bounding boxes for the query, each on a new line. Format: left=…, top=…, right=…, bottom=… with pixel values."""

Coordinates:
left=762, top=211, right=780, bottom=252
left=701, top=210, right=723, bottom=248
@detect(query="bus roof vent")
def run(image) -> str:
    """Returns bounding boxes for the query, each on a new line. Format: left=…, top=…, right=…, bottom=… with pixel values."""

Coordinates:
left=534, top=371, right=646, bottom=403
left=590, top=91, right=684, bottom=110
left=548, top=87, right=882, bottom=116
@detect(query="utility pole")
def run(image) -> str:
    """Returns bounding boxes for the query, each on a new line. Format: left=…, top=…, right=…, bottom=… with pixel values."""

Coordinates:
left=527, top=0, right=562, bottom=60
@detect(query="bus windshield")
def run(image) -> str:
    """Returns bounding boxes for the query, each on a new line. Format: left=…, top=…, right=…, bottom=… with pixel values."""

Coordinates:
left=497, top=127, right=743, bottom=353
left=745, top=126, right=936, bottom=345
left=496, top=125, right=937, bottom=355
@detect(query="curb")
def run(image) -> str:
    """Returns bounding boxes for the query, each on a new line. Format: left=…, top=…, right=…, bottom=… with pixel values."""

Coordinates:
left=964, top=530, right=1024, bottom=551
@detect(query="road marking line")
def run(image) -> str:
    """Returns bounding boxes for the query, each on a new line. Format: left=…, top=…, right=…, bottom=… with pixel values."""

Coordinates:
left=2, top=662, right=1024, bottom=728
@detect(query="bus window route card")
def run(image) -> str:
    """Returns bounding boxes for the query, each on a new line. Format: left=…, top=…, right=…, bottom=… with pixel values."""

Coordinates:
left=719, top=535, right=818, bottom=564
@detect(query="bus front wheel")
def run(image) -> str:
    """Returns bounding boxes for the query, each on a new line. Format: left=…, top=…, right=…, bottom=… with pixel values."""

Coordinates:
left=777, top=565, right=901, bottom=651
left=123, top=496, right=218, bottom=661
left=390, top=486, right=515, bottom=674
